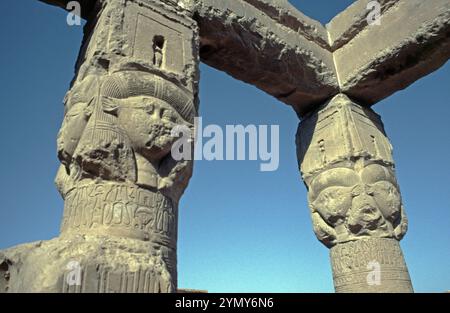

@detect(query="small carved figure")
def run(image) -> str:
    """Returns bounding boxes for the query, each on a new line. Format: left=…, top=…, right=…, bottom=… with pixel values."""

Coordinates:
left=153, top=36, right=165, bottom=68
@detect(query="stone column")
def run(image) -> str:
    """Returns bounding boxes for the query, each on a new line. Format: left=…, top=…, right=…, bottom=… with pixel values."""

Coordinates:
left=1, top=0, right=199, bottom=292
left=296, top=94, right=413, bottom=293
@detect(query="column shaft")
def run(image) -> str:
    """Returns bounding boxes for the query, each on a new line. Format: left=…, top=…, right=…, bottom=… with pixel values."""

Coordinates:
left=2, top=0, right=199, bottom=293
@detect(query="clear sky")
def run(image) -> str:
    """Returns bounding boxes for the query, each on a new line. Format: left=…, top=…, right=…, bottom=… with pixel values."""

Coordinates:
left=0, top=1, right=448, bottom=293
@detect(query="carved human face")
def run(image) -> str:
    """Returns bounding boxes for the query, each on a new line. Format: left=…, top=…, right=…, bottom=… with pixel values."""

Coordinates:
left=309, top=164, right=404, bottom=242
left=117, top=96, right=186, bottom=161
left=57, top=100, right=91, bottom=164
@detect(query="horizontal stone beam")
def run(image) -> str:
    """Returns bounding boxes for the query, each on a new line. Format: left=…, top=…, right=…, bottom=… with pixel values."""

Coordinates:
left=331, top=0, right=450, bottom=105
left=229, top=0, right=330, bottom=50
left=37, top=0, right=339, bottom=116
left=37, top=0, right=450, bottom=115
left=194, top=0, right=339, bottom=116
left=326, top=0, right=399, bottom=51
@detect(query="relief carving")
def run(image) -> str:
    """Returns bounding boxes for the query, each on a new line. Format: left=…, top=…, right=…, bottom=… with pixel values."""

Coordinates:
left=61, top=182, right=177, bottom=243
left=297, top=94, right=408, bottom=248
left=56, top=70, right=196, bottom=202
left=55, top=70, right=196, bottom=249
left=297, top=93, right=413, bottom=292
left=308, top=164, right=407, bottom=247
left=61, top=250, right=174, bottom=293
left=1, top=0, right=200, bottom=293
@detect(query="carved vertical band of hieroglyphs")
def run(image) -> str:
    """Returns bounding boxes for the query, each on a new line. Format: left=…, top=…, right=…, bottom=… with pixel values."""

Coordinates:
left=62, top=264, right=173, bottom=293
left=330, top=238, right=413, bottom=292
left=61, top=182, right=177, bottom=246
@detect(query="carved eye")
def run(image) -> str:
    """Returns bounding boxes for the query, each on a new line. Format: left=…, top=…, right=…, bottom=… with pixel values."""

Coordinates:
left=162, top=109, right=176, bottom=122
left=145, top=104, right=154, bottom=115
left=388, top=186, right=399, bottom=198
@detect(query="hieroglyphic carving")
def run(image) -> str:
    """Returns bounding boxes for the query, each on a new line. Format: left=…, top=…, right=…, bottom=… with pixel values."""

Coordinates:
left=297, top=93, right=395, bottom=183
left=330, top=238, right=413, bottom=293
left=296, top=93, right=407, bottom=248
left=306, top=164, right=408, bottom=248
left=4, top=0, right=447, bottom=294
left=50, top=0, right=200, bottom=293
left=61, top=182, right=177, bottom=244
left=62, top=260, right=174, bottom=293
left=53, top=70, right=196, bottom=298
left=297, top=93, right=413, bottom=292
left=56, top=70, right=196, bottom=200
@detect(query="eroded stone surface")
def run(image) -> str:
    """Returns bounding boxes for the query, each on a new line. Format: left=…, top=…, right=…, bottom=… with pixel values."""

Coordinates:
left=1, top=0, right=199, bottom=293
left=241, top=0, right=329, bottom=48
left=335, top=0, right=450, bottom=105
left=296, top=94, right=412, bottom=292
left=326, top=0, right=399, bottom=51
left=330, top=238, right=413, bottom=293
left=297, top=94, right=408, bottom=247
left=11, top=0, right=449, bottom=293
left=194, top=0, right=338, bottom=116
left=1, top=235, right=174, bottom=293
left=38, top=0, right=450, bottom=115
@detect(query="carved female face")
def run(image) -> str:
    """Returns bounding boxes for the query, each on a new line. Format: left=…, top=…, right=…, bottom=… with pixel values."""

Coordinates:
left=309, top=164, right=404, bottom=241
left=116, top=96, right=185, bottom=161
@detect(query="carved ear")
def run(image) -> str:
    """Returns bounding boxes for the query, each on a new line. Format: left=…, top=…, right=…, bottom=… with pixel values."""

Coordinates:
left=101, top=96, right=120, bottom=115
left=394, top=205, right=408, bottom=240
left=312, top=212, right=337, bottom=248
left=308, top=192, right=317, bottom=211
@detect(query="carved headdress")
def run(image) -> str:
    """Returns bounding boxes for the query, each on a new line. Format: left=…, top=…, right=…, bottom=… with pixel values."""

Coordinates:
left=296, top=94, right=395, bottom=186
left=100, top=71, right=197, bottom=124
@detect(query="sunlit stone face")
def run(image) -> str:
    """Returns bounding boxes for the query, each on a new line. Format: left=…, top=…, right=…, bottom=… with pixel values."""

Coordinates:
left=309, top=164, right=406, bottom=246
left=117, top=96, right=186, bottom=161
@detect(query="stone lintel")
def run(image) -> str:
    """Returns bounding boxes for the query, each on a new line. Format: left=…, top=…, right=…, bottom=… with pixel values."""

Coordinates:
left=326, top=0, right=399, bottom=51
left=194, top=0, right=339, bottom=117
left=333, top=0, right=450, bottom=106
left=38, top=0, right=450, bottom=116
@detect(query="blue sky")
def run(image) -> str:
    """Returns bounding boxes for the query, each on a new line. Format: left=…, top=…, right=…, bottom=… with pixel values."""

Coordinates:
left=0, top=1, right=448, bottom=293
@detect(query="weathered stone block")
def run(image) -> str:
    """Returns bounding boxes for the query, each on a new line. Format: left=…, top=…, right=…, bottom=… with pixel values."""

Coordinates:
left=194, top=0, right=339, bottom=116
left=1, top=235, right=175, bottom=293
left=334, top=0, right=450, bottom=105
